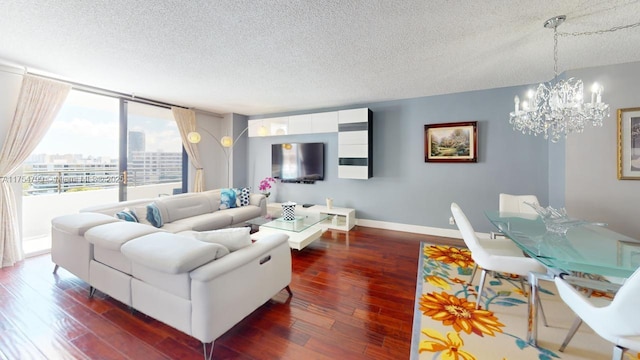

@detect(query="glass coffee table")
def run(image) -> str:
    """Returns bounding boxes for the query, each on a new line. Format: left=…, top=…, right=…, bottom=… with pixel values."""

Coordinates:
left=247, top=213, right=330, bottom=250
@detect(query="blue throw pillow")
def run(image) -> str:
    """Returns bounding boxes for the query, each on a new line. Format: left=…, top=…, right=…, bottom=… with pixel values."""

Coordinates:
left=219, top=188, right=237, bottom=210
left=146, top=202, right=164, bottom=228
left=115, top=208, right=138, bottom=222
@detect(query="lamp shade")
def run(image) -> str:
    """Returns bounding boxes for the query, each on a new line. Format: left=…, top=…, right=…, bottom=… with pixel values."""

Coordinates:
left=258, top=125, right=268, bottom=136
left=220, top=135, right=233, bottom=148
left=187, top=131, right=201, bottom=144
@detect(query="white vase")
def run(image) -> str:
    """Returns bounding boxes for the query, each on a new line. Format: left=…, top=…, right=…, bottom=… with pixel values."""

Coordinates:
left=326, top=198, right=333, bottom=209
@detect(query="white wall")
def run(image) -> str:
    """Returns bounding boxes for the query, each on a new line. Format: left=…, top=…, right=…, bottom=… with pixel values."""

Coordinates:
left=565, top=61, right=640, bottom=239
left=195, top=111, right=230, bottom=190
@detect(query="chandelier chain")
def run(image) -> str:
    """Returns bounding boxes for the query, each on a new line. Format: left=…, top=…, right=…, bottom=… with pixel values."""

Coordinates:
left=558, top=21, right=640, bottom=37
left=553, top=26, right=559, bottom=78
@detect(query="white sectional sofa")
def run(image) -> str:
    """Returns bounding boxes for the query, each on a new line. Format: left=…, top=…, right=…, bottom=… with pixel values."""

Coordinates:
left=51, top=189, right=292, bottom=360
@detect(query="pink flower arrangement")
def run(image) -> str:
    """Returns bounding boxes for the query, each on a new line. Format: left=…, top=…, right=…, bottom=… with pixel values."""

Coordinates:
left=258, top=177, right=276, bottom=197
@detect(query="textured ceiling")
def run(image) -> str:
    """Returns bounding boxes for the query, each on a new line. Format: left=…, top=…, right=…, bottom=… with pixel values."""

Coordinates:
left=1, top=1, right=639, bottom=116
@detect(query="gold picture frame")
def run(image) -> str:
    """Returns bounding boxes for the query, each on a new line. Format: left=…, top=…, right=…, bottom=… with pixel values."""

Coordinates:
left=617, top=108, right=640, bottom=180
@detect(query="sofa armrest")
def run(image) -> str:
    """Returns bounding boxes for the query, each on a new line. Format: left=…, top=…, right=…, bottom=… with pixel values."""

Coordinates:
left=249, top=193, right=267, bottom=215
left=189, top=232, right=291, bottom=343
left=190, top=233, right=288, bottom=281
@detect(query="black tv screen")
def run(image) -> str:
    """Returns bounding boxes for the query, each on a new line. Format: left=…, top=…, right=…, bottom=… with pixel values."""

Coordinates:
left=272, top=142, right=324, bottom=182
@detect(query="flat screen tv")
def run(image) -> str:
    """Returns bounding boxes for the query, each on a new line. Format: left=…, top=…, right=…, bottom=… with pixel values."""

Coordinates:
left=272, top=142, right=324, bottom=182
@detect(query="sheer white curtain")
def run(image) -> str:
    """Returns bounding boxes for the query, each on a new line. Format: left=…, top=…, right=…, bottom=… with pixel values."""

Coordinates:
left=171, top=107, right=204, bottom=192
left=0, top=75, right=70, bottom=267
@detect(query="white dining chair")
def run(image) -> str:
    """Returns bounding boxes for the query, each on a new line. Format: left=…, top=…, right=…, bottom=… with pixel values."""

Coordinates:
left=499, top=193, right=539, bottom=215
left=489, top=193, right=539, bottom=240
left=450, top=203, right=547, bottom=311
left=555, top=268, right=640, bottom=359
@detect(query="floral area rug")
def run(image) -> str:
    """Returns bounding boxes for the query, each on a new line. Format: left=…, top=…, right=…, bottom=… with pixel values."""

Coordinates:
left=410, top=242, right=634, bottom=360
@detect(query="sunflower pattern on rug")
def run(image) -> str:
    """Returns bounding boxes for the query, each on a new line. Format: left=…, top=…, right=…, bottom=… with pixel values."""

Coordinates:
left=410, top=243, right=631, bottom=360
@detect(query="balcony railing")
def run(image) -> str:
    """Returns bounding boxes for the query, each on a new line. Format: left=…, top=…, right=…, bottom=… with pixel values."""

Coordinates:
left=20, top=169, right=182, bottom=196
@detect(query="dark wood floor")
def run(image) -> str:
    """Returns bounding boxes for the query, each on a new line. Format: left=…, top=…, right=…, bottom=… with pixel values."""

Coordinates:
left=0, top=226, right=461, bottom=360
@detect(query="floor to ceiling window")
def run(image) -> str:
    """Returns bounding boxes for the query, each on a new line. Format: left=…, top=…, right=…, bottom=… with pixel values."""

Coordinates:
left=21, top=90, right=184, bottom=256
left=123, top=100, right=184, bottom=201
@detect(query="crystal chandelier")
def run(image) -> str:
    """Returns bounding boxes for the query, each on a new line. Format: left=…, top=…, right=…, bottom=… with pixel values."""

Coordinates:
left=509, top=15, right=610, bottom=143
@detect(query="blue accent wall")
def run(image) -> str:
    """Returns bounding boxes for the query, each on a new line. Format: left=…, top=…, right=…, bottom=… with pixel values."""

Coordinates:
left=247, top=85, right=549, bottom=233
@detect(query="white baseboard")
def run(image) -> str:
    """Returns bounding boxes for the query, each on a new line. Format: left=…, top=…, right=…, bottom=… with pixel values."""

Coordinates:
left=355, top=219, right=491, bottom=239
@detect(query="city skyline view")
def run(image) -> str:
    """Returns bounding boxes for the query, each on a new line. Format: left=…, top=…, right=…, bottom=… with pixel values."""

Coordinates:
left=31, top=90, right=183, bottom=160
left=21, top=90, right=184, bottom=195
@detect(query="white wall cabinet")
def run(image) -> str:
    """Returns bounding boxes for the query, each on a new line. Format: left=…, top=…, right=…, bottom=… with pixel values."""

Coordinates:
left=248, top=107, right=372, bottom=180
left=311, top=111, right=338, bottom=133
left=266, top=117, right=288, bottom=136
left=288, top=114, right=312, bottom=134
left=248, top=111, right=339, bottom=137
left=338, top=108, right=372, bottom=179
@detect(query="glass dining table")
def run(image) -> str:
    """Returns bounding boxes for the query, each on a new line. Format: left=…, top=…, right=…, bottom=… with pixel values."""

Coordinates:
left=485, top=211, right=640, bottom=346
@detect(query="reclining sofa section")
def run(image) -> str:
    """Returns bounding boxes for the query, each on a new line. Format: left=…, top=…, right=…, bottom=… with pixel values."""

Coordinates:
left=51, top=190, right=292, bottom=360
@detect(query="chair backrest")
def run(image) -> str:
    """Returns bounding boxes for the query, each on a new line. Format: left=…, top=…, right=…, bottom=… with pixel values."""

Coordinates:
left=606, top=266, right=640, bottom=336
left=499, top=193, right=539, bottom=214
left=450, top=203, right=482, bottom=254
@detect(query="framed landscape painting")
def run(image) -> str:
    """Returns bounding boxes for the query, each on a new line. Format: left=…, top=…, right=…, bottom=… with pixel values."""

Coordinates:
left=617, top=107, right=640, bottom=180
left=424, top=121, right=477, bottom=162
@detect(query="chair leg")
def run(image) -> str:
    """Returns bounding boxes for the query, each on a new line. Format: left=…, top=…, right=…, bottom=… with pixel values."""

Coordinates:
left=559, top=318, right=582, bottom=352
left=475, top=269, right=488, bottom=309
left=285, top=285, right=293, bottom=297
left=536, top=292, right=548, bottom=327
left=558, top=288, right=597, bottom=351
left=89, top=286, right=96, bottom=298
left=202, top=342, right=214, bottom=360
left=612, top=345, right=626, bottom=360
left=469, top=264, right=478, bottom=285
left=53, top=264, right=59, bottom=274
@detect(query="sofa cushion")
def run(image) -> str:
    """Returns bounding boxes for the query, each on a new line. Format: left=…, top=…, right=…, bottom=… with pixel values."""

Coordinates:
left=222, top=205, right=263, bottom=225
left=219, top=188, right=237, bottom=210
left=180, top=227, right=252, bottom=252
left=121, top=232, right=228, bottom=274
left=158, top=222, right=193, bottom=233
left=154, top=193, right=216, bottom=223
left=85, top=221, right=160, bottom=251
left=51, top=212, right=119, bottom=236
left=171, top=212, right=233, bottom=232
left=132, top=205, right=153, bottom=226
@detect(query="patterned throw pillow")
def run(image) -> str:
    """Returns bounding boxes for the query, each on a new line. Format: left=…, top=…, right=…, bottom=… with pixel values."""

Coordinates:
left=235, top=187, right=251, bottom=207
left=115, top=208, right=138, bottom=222
left=146, top=202, right=164, bottom=228
left=219, top=188, right=237, bottom=210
